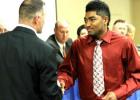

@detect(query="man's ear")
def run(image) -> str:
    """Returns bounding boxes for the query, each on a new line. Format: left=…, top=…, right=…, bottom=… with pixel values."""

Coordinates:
left=103, top=16, right=109, bottom=25
left=33, top=16, right=40, bottom=25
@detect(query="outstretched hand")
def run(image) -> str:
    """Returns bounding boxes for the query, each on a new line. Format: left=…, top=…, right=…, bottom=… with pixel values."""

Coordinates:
left=57, top=80, right=65, bottom=94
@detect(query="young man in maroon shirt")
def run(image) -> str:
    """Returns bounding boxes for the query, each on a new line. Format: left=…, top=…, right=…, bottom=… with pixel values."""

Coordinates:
left=58, top=0, right=140, bottom=100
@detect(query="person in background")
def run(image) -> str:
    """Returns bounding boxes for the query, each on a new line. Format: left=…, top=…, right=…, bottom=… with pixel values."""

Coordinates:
left=0, top=24, right=7, bottom=34
left=126, top=23, right=136, bottom=40
left=112, top=19, right=128, bottom=36
left=58, top=0, right=140, bottom=100
left=46, top=20, right=77, bottom=100
left=46, top=20, right=72, bottom=61
left=77, top=24, right=88, bottom=38
left=0, top=0, right=62, bottom=100
left=125, top=23, right=140, bottom=54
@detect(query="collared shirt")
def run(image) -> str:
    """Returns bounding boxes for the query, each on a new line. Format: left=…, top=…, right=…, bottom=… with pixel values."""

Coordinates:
left=58, top=30, right=140, bottom=100
left=55, top=37, right=66, bottom=57
left=18, top=24, right=37, bottom=34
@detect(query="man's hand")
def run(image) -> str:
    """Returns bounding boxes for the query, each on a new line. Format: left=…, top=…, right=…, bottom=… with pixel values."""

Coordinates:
left=57, top=80, right=65, bottom=94
left=102, top=92, right=117, bottom=100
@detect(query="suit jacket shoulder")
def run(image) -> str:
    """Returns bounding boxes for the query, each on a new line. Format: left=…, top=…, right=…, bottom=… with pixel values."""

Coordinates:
left=46, top=34, right=73, bottom=50
left=46, top=34, right=59, bottom=49
left=0, top=26, right=62, bottom=100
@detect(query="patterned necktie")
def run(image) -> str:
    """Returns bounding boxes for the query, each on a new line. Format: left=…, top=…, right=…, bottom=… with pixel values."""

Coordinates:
left=93, top=40, right=105, bottom=96
left=63, top=45, right=66, bottom=58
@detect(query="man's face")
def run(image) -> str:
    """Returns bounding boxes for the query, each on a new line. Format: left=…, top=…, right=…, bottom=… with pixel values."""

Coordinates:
left=55, top=24, right=69, bottom=44
left=113, top=22, right=128, bottom=35
left=84, top=11, right=107, bottom=38
left=79, top=28, right=88, bottom=38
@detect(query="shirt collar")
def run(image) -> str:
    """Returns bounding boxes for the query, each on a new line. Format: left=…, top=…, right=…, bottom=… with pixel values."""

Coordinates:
left=87, top=30, right=112, bottom=44
left=18, top=24, right=37, bottom=34
left=55, top=36, right=65, bottom=48
left=101, top=30, right=112, bottom=43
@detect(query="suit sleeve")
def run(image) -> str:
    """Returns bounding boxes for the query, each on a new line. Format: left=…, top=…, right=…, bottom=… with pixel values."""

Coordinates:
left=39, top=44, right=62, bottom=100
left=113, top=38, right=140, bottom=99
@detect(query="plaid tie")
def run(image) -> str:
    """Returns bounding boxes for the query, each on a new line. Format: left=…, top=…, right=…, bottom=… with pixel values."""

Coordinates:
left=93, top=40, right=105, bottom=96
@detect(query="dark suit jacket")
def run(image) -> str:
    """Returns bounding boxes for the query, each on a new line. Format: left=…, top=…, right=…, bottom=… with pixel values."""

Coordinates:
left=46, top=34, right=72, bottom=67
left=0, top=26, right=62, bottom=100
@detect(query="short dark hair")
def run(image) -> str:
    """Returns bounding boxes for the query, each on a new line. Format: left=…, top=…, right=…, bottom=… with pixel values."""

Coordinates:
left=19, top=0, right=44, bottom=19
left=86, top=0, right=111, bottom=26
left=113, top=19, right=126, bottom=25
left=77, top=25, right=86, bottom=36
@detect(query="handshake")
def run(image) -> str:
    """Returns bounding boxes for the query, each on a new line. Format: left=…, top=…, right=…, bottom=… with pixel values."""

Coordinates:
left=57, top=80, right=65, bottom=94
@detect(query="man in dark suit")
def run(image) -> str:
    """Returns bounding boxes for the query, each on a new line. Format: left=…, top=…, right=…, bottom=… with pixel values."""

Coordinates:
left=0, top=0, right=62, bottom=100
left=46, top=20, right=72, bottom=66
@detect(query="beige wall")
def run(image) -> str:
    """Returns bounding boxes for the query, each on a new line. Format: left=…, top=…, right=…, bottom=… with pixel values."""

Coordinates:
left=102, top=0, right=132, bottom=28
left=57, top=0, right=139, bottom=45
left=132, top=0, right=140, bottom=45
left=57, top=0, right=90, bottom=40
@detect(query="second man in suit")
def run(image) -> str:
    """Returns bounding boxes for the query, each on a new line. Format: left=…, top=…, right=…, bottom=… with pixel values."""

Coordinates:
left=46, top=20, right=72, bottom=66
